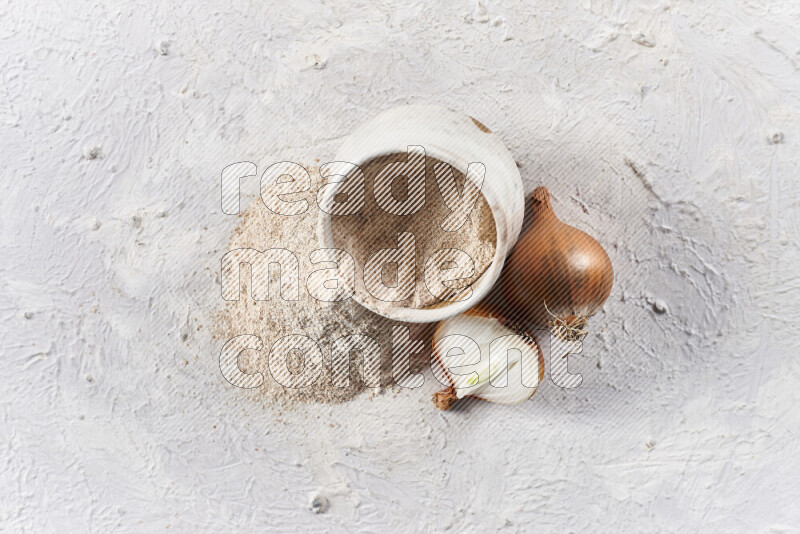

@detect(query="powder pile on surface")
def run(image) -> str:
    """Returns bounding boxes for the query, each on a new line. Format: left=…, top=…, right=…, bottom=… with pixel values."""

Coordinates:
left=216, top=169, right=431, bottom=409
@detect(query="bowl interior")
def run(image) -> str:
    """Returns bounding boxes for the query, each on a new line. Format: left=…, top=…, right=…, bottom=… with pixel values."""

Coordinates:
left=317, top=148, right=507, bottom=323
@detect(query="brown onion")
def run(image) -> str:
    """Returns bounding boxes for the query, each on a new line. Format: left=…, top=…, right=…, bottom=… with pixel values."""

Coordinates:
left=499, top=186, right=613, bottom=338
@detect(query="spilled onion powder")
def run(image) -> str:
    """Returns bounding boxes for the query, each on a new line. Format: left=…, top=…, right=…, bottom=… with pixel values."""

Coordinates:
left=215, top=169, right=431, bottom=409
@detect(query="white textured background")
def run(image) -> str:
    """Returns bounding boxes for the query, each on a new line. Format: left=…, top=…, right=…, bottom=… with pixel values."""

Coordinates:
left=2, top=0, right=799, bottom=532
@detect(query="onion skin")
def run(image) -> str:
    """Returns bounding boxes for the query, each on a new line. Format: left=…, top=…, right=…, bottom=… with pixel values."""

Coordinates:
left=500, top=187, right=613, bottom=331
left=432, top=387, right=459, bottom=410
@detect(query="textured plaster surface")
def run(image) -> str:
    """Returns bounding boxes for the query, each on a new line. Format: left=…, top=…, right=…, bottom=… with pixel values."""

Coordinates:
left=2, top=0, right=800, bottom=532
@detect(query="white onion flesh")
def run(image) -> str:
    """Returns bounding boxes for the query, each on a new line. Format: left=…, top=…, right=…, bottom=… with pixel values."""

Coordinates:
left=433, top=312, right=542, bottom=406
